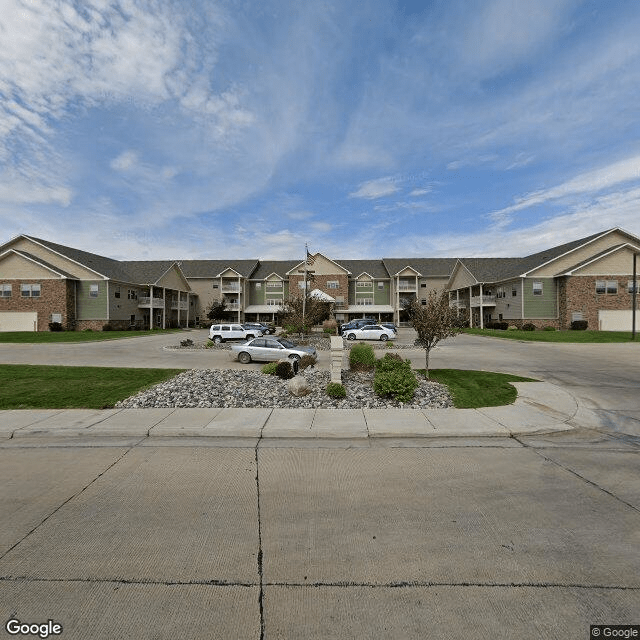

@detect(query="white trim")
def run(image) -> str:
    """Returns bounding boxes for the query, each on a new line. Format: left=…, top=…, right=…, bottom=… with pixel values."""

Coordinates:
left=0, top=249, right=72, bottom=279
left=558, top=242, right=640, bottom=275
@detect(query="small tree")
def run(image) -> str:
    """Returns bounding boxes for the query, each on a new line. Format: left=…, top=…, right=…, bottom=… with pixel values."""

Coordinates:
left=279, top=293, right=332, bottom=336
left=408, top=289, right=462, bottom=378
left=206, top=298, right=228, bottom=322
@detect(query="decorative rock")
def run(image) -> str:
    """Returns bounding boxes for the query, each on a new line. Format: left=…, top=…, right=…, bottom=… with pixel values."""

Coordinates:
left=288, top=375, right=311, bottom=397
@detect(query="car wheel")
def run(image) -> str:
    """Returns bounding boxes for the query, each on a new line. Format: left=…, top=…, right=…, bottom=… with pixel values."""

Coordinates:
left=246, top=334, right=255, bottom=339
left=213, top=336, right=223, bottom=344
left=288, top=353, right=301, bottom=361
left=347, top=333, right=356, bottom=340
left=380, top=334, right=388, bottom=341
left=238, top=352, right=252, bottom=364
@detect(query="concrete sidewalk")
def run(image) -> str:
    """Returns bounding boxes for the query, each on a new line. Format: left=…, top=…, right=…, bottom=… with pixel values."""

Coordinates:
left=1, top=381, right=579, bottom=441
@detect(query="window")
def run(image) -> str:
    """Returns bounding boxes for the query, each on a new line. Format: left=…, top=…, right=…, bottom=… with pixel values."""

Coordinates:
left=266, top=281, right=281, bottom=288
left=356, top=281, right=371, bottom=288
left=21, top=284, right=41, bottom=297
left=421, top=282, right=427, bottom=288
left=628, top=280, right=640, bottom=294
left=213, top=283, right=219, bottom=289
left=89, top=284, right=99, bottom=298
left=606, top=280, right=618, bottom=294
left=130, top=314, right=136, bottom=324
left=359, top=298, right=373, bottom=305
left=597, top=280, right=618, bottom=294
left=496, top=287, right=505, bottom=299
left=127, top=289, right=137, bottom=300
left=595, top=280, right=606, bottom=294
left=421, top=298, right=427, bottom=305
left=532, top=281, right=543, bottom=296
left=512, top=285, right=517, bottom=297
left=266, top=298, right=282, bottom=306
left=255, top=282, right=261, bottom=289
left=0, top=284, right=11, bottom=297
left=114, top=286, right=121, bottom=298
left=377, top=281, right=384, bottom=289
left=51, top=313, right=62, bottom=323
left=327, top=281, right=339, bottom=289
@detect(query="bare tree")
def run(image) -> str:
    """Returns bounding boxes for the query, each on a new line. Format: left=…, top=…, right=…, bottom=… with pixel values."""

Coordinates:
left=408, top=289, right=462, bottom=378
left=279, top=293, right=332, bottom=336
left=205, top=298, right=228, bottom=322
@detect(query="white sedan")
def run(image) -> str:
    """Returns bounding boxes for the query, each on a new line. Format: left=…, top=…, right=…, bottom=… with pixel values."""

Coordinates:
left=343, top=325, right=396, bottom=341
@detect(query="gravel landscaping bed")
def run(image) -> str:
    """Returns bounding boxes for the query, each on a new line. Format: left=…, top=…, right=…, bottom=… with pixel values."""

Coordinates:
left=115, top=367, right=453, bottom=409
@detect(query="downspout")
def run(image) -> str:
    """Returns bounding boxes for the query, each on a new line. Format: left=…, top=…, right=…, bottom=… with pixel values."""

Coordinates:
left=106, top=280, right=110, bottom=322
left=521, top=277, right=525, bottom=320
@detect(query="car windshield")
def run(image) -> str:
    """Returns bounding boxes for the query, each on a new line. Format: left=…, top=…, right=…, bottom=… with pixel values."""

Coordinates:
left=277, top=338, right=296, bottom=349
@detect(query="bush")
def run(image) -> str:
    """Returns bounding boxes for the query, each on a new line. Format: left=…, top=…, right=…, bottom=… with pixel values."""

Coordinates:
left=522, top=323, right=536, bottom=331
left=508, top=325, right=518, bottom=330
left=299, top=354, right=316, bottom=370
left=102, top=324, right=113, bottom=331
left=570, top=320, right=588, bottom=330
left=48, top=322, right=64, bottom=332
left=261, top=362, right=278, bottom=375
left=349, top=343, right=376, bottom=372
left=543, top=326, right=556, bottom=331
left=83, top=328, right=93, bottom=332
left=275, top=360, right=295, bottom=380
left=326, top=382, right=347, bottom=398
left=322, top=319, right=338, bottom=334
left=180, top=338, right=194, bottom=347
left=373, top=353, right=419, bottom=404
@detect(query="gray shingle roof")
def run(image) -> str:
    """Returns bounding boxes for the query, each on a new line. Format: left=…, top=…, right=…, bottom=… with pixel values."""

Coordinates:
left=179, top=259, right=260, bottom=279
left=382, top=258, right=458, bottom=277
left=250, top=260, right=300, bottom=279
left=337, top=260, right=389, bottom=279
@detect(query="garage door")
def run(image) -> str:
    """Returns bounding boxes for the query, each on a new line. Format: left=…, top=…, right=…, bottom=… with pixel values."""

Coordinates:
left=0, top=311, right=38, bottom=332
left=598, top=310, right=640, bottom=331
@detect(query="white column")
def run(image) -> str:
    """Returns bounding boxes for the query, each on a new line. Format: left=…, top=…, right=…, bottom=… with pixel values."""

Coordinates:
left=186, top=293, right=190, bottom=328
left=149, top=285, right=154, bottom=330
left=468, top=286, right=473, bottom=326
left=238, top=276, right=241, bottom=322
left=162, top=287, right=166, bottom=329
left=479, top=286, right=484, bottom=329
left=177, top=291, right=181, bottom=327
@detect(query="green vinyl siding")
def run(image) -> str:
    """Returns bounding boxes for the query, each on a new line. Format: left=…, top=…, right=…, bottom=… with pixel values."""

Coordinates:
left=250, top=282, right=265, bottom=305
left=77, top=281, right=108, bottom=319
left=374, top=281, right=390, bottom=305
left=523, top=277, right=557, bottom=318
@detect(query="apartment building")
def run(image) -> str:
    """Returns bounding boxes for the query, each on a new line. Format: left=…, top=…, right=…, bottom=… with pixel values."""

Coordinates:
left=1, top=229, right=638, bottom=331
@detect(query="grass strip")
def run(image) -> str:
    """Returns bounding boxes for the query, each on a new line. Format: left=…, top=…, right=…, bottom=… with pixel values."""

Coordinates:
left=463, top=328, right=638, bottom=343
left=424, top=368, right=537, bottom=409
left=0, top=329, right=181, bottom=343
left=0, top=364, right=184, bottom=409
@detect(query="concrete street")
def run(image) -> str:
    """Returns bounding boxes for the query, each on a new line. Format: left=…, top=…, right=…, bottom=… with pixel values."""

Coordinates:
left=0, top=330, right=639, bottom=638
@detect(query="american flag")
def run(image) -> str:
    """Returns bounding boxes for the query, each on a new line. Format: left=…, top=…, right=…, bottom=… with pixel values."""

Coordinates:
left=306, top=248, right=315, bottom=266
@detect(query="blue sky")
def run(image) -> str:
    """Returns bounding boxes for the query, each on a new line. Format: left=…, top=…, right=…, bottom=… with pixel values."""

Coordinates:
left=1, top=0, right=640, bottom=260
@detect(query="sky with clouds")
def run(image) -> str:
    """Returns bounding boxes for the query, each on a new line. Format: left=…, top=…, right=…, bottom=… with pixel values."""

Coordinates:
left=1, top=0, right=640, bottom=260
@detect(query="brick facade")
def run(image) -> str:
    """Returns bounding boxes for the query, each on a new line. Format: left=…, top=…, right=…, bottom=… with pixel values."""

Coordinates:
left=0, top=279, right=75, bottom=331
left=561, top=274, right=638, bottom=330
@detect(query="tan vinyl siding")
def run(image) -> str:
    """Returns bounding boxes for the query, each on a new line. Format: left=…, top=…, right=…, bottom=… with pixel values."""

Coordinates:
left=0, top=253, right=57, bottom=278
left=76, top=281, right=108, bottom=319
left=9, top=238, right=101, bottom=279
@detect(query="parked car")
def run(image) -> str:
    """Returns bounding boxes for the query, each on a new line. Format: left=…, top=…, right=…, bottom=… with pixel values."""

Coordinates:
left=338, top=318, right=377, bottom=335
left=231, top=337, right=317, bottom=364
left=242, top=322, right=275, bottom=335
left=209, top=323, right=263, bottom=343
left=380, top=322, right=398, bottom=333
left=343, top=325, right=396, bottom=341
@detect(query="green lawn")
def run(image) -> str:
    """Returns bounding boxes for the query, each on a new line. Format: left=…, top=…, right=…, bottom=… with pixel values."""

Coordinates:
left=0, top=365, right=185, bottom=409
left=463, top=328, right=639, bottom=343
left=425, top=369, right=537, bottom=408
left=0, top=329, right=181, bottom=343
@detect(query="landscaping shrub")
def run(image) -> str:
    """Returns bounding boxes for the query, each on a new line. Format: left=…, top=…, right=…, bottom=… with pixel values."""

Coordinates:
left=570, top=320, right=588, bottom=330
left=522, top=323, right=536, bottom=331
left=299, top=354, right=316, bottom=370
left=102, top=324, right=113, bottom=331
left=275, top=360, right=295, bottom=380
left=507, top=325, right=518, bottom=330
left=543, top=326, right=556, bottom=331
left=180, top=338, right=194, bottom=347
left=326, top=382, right=347, bottom=398
left=349, top=343, right=376, bottom=372
left=497, top=322, right=509, bottom=330
left=322, top=319, right=338, bottom=334
left=261, top=362, right=278, bottom=375
left=48, top=322, right=64, bottom=332
left=373, top=353, right=419, bottom=403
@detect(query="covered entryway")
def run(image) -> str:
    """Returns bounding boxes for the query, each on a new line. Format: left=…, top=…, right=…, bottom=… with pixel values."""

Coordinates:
left=0, top=311, right=37, bottom=331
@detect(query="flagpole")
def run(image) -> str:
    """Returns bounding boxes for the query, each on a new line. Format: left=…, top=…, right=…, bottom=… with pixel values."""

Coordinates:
left=302, top=243, right=308, bottom=331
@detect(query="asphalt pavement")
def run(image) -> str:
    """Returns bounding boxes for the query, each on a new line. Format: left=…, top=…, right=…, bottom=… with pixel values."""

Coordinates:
left=1, top=330, right=639, bottom=639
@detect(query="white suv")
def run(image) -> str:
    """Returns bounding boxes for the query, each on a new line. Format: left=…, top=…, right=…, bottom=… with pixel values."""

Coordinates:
left=208, top=323, right=263, bottom=344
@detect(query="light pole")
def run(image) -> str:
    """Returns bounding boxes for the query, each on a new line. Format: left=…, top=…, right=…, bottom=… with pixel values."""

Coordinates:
left=633, top=253, right=638, bottom=340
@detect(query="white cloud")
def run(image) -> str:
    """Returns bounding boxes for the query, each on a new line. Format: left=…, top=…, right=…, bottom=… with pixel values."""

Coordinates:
left=110, top=150, right=139, bottom=172
left=409, top=188, right=432, bottom=197
left=349, top=177, right=400, bottom=200
left=491, top=155, right=640, bottom=220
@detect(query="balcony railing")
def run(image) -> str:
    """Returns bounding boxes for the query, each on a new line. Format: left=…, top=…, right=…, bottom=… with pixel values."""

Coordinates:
left=221, top=284, right=240, bottom=292
left=226, top=303, right=240, bottom=311
left=138, top=296, right=164, bottom=308
left=470, top=295, right=496, bottom=306
left=450, top=300, right=467, bottom=309
left=171, top=301, right=189, bottom=310
left=397, top=283, right=416, bottom=291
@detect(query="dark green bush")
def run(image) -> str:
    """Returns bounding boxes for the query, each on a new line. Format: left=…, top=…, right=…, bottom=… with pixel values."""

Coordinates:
left=326, top=382, right=346, bottom=398
left=522, top=323, right=536, bottom=331
left=543, top=326, right=556, bottom=331
left=48, top=322, right=64, bottom=332
left=180, top=338, right=194, bottom=347
left=299, top=354, right=316, bottom=370
left=102, top=324, right=113, bottom=331
left=275, top=360, right=294, bottom=379
left=373, top=353, right=419, bottom=403
left=349, top=343, right=376, bottom=372
left=570, top=320, right=588, bottom=330
left=261, top=362, right=278, bottom=375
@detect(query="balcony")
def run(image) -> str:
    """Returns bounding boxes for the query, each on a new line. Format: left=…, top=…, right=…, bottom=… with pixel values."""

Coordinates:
left=450, top=300, right=467, bottom=309
left=138, top=296, right=164, bottom=308
left=171, top=301, right=189, bottom=311
left=226, top=303, right=240, bottom=311
left=221, top=284, right=240, bottom=292
left=470, top=295, right=496, bottom=307
left=397, top=282, right=417, bottom=291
